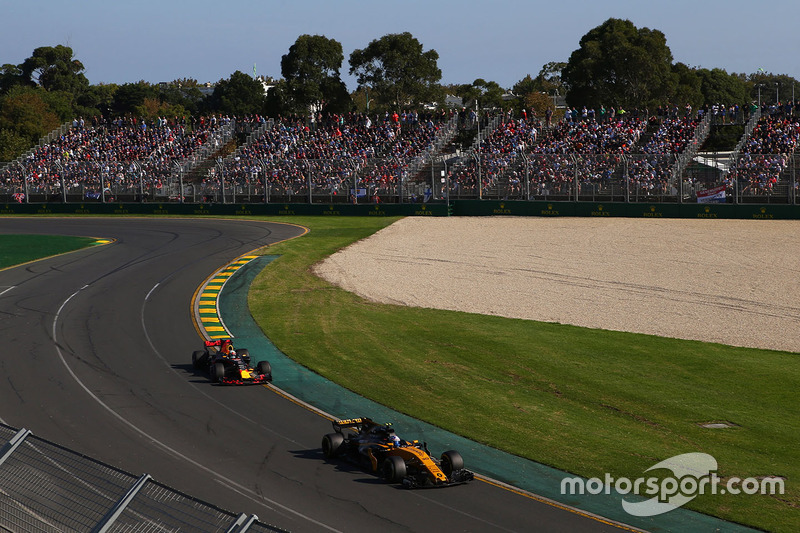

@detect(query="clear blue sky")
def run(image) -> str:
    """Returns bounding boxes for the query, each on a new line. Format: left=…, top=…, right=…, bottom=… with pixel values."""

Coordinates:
left=4, top=0, right=799, bottom=92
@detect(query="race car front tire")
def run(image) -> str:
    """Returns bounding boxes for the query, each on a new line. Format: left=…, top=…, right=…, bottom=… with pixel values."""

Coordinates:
left=257, top=360, right=272, bottom=380
left=382, top=455, right=407, bottom=483
left=322, top=433, right=344, bottom=459
left=211, top=362, right=226, bottom=383
left=237, top=348, right=250, bottom=364
left=440, top=450, right=464, bottom=477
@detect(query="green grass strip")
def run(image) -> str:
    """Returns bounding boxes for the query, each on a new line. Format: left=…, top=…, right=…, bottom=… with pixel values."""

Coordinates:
left=249, top=216, right=798, bottom=533
left=0, top=234, right=99, bottom=269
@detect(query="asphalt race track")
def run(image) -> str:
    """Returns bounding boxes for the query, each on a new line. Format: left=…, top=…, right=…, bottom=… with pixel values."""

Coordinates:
left=0, top=218, right=629, bottom=532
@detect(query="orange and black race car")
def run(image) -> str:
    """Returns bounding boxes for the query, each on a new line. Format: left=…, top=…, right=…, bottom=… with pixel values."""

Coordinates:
left=192, top=339, right=272, bottom=385
left=321, top=417, right=474, bottom=488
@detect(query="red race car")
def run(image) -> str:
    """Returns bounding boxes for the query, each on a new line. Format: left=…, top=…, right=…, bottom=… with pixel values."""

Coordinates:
left=192, top=339, right=272, bottom=385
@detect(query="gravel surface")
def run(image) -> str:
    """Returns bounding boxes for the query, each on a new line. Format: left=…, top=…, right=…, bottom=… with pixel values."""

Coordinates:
left=314, top=217, right=800, bottom=353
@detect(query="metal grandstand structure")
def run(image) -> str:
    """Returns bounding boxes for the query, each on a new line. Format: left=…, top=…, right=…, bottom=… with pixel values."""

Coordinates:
left=0, top=424, right=285, bottom=532
left=1, top=109, right=798, bottom=205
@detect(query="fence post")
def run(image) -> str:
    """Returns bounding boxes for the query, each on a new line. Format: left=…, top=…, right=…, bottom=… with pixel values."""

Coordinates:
left=396, top=156, right=403, bottom=204
left=307, top=160, right=313, bottom=204
left=522, top=153, right=530, bottom=201
left=442, top=157, right=449, bottom=206
left=259, top=159, right=268, bottom=204
left=623, top=154, right=630, bottom=203
left=215, top=158, right=222, bottom=204
left=177, top=162, right=184, bottom=203
left=137, top=163, right=144, bottom=203
left=430, top=153, right=436, bottom=198
left=571, top=155, right=578, bottom=202
left=349, top=157, right=361, bottom=203
left=55, top=162, right=66, bottom=203
left=474, top=150, right=482, bottom=200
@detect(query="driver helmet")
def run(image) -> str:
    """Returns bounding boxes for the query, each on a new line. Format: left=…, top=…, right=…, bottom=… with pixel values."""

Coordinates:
left=390, top=434, right=401, bottom=447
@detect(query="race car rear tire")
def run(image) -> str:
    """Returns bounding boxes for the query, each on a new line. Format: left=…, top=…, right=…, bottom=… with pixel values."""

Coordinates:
left=257, top=360, right=272, bottom=380
left=322, top=433, right=344, bottom=459
left=440, top=450, right=464, bottom=477
left=211, top=362, right=226, bottom=383
left=192, top=351, right=209, bottom=369
left=382, top=455, right=407, bottom=483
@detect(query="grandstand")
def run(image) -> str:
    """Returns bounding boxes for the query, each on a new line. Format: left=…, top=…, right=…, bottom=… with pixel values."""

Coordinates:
left=726, top=113, right=800, bottom=197
left=1, top=105, right=798, bottom=205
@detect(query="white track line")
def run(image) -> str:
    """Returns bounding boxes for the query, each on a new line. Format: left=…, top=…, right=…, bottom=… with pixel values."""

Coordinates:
left=0, top=286, right=16, bottom=297
left=53, top=285, right=341, bottom=532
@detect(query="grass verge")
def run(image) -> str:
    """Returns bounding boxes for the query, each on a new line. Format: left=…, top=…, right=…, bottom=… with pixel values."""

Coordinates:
left=0, top=234, right=99, bottom=269
left=249, top=216, right=798, bottom=532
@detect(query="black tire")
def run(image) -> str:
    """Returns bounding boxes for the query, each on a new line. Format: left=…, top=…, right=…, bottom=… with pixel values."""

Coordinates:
left=382, top=455, right=407, bottom=483
left=440, top=450, right=464, bottom=477
left=192, top=350, right=209, bottom=369
left=237, top=348, right=250, bottom=364
left=322, top=433, right=344, bottom=459
left=257, top=360, right=272, bottom=380
left=211, top=362, right=226, bottom=383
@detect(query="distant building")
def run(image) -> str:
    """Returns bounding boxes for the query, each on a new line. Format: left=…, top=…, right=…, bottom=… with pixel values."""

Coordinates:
left=199, top=83, right=215, bottom=97
left=256, top=77, right=275, bottom=95
left=445, top=94, right=463, bottom=108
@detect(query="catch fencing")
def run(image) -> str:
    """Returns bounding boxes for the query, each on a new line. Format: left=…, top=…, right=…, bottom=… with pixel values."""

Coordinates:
left=0, top=424, right=285, bottom=532
left=1, top=154, right=798, bottom=205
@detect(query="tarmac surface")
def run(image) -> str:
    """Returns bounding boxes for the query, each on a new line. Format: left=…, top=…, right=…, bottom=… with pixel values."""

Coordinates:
left=0, top=218, right=645, bottom=533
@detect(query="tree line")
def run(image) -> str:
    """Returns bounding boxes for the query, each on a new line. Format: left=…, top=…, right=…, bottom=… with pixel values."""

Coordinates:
left=1, top=18, right=797, bottom=160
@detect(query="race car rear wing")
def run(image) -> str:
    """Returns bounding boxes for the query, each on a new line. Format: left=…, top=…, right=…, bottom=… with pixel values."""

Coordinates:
left=332, top=417, right=370, bottom=433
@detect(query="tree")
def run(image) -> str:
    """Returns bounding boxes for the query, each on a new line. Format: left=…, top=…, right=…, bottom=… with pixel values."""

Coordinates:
left=281, top=34, right=350, bottom=114
left=513, top=63, right=567, bottom=113
left=349, top=32, right=441, bottom=110
left=112, top=81, right=159, bottom=116
left=0, top=64, right=24, bottom=95
left=317, top=76, right=352, bottom=114
left=264, top=79, right=291, bottom=117
left=76, top=83, right=118, bottom=118
left=696, top=68, right=748, bottom=107
left=453, top=83, right=481, bottom=109
left=203, top=71, right=266, bottom=116
left=772, top=74, right=798, bottom=105
left=0, top=86, right=61, bottom=158
left=457, top=79, right=506, bottom=110
left=747, top=71, right=798, bottom=106
left=512, top=75, right=537, bottom=100
left=159, top=79, right=204, bottom=116
left=19, top=45, right=89, bottom=95
left=0, top=128, right=31, bottom=161
left=38, top=90, right=75, bottom=122
left=670, top=63, right=703, bottom=109
left=524, top=91, right=556, bottom=119
left=110, top=80, right=202, bottom=118
left=134, top=97, right=188, bottom=122
left=531, top=62, right=567, bottom=95
left=562, top=18, right=676, bottom=110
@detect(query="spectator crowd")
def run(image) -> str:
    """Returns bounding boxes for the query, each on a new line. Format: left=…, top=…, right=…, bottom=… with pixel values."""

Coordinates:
left=1, top=103, right=797, bottom=204
left=728, top=114, right=800, bottom=196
